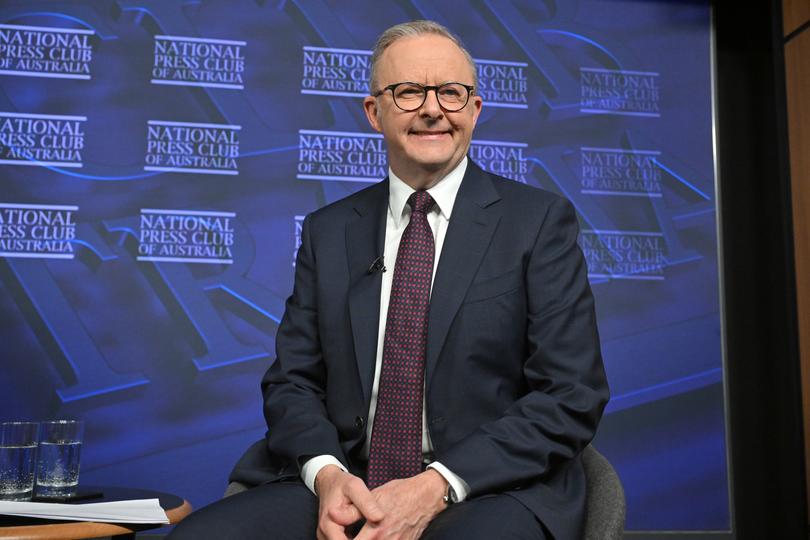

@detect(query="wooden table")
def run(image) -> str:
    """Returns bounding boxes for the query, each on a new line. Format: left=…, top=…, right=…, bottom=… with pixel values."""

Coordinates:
left=0, top=486, right=192, bottom=539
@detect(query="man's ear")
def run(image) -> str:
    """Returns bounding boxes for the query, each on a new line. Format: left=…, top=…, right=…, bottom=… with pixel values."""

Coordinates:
left=470, top=95, right=483, bottom=126
left=363, top=96, right=382, bottom=133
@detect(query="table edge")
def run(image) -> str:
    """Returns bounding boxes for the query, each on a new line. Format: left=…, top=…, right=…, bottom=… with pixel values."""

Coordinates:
left=0, top=499, right=192, bottom=539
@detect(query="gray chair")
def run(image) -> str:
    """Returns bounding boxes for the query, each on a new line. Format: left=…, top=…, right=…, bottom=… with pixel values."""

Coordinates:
left=224, top=444, right=625, bottom=539
left=581, top=445, right=626, bottom=540
left=223, top=479, right=249, bottom=498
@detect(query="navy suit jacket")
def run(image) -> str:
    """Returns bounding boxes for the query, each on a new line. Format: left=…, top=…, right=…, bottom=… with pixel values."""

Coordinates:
left=231, top=160, right=609, bottom=540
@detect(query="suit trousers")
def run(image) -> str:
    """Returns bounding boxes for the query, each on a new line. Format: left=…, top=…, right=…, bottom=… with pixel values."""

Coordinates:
left=166, top=481, right=549, bottom=540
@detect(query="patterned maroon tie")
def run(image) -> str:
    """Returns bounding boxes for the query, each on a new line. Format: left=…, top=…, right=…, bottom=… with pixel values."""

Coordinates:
left=367, top=190, right=435, bottom=489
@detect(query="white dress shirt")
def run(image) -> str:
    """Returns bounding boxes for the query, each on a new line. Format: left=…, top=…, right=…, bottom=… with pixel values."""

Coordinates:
left=301, top=157, right=471, bottom=502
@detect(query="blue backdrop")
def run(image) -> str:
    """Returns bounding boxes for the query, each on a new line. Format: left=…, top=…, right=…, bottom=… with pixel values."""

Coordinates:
left=0, top=0, right=729, bottom=532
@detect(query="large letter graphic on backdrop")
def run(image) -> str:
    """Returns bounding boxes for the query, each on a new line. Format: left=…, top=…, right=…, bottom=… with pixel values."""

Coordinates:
left=0, top=230, right=149, bottom=403
left=104, top=215, right=280, bottom=371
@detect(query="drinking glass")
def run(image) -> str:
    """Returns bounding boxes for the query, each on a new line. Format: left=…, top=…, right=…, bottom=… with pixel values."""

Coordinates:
left=0, top=421, right=39, bottom=501
left=35, top=420, right=84, bottom=498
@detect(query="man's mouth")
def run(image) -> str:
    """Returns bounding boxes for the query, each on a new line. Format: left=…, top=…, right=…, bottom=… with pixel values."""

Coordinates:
left=409, top=130, right=451, bottom=140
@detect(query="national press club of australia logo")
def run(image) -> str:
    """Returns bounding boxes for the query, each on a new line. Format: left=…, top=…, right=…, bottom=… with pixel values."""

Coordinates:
left=469, top=140, right=529, bottom=183
left=144, top=120, right=240, bottom=175
left=0, top=23, right=94, bottom=80
left=580, top=147, right=662, bottom=197
left=151, top=34, right=246, bottom=90
left=580, top=68, right=660, bottom=117
left=293, top=215, right=304, bottom=267
left=297, top=130, right=386, bottom=182
left=0, top=203, right=78, bottom=260
left=580, top=230, right=667, bottom=281
left=0, top=112, right=86, bottom=168
left=137, top=208, right=236, bottom=265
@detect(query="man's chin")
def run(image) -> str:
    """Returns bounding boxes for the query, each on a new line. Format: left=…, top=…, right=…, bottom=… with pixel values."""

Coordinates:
left=405, top=150, right=458, bottom=169
left=410, top=158, right=454, bottom=173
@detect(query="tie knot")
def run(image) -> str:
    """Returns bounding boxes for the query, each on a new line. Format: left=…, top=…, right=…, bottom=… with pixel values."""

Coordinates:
left=408, top=191, right=435, bottom=215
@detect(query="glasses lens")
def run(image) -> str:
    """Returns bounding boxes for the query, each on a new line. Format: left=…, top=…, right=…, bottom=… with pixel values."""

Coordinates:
left=437, top=83, right=469, bottom=111
left=393, top=83, right=426, bottom=111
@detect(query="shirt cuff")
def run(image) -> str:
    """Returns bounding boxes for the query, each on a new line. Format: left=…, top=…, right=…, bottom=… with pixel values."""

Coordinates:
left=426, top=461, right=470, bottom=502
left=301, top=455, right=348, bottom=495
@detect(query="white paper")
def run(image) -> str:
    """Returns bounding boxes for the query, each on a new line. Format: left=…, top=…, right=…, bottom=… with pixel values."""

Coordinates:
left=0, top=498, right=170, bottom=524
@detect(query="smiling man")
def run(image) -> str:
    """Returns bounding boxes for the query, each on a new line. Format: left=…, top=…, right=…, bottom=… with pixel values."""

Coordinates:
left=168, top=20, right=608, bottom=540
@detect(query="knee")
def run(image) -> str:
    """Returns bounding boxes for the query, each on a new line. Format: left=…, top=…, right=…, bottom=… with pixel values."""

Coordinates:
left=165, top=514, right=214, bottom=540
left=164, top=501, right=243, bottom=540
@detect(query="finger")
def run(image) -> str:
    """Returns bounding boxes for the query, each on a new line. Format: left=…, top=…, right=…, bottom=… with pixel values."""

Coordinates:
left=353, top=521, right=380, bottom=540
left=319, top=519, right=351, bottom=540
left=346, top=482, right=385, bottom=522
left=328, top=503, right=363, bottom=526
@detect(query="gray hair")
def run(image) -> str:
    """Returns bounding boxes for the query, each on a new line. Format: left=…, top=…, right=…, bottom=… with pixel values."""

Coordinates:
left=368, top=20, right=478, bottom=92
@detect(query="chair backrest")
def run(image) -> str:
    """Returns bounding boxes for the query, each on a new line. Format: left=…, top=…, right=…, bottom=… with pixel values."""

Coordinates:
left=224, top=480, right=249, bottom=498
left=582, top=445, right=626, bottom=540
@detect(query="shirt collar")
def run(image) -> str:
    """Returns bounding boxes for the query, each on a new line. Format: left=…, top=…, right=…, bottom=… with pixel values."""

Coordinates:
left=388, top=157, right=468, bottom=227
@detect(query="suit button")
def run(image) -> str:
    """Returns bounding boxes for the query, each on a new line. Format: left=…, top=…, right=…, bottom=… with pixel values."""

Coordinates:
left=354, top=416, right=365, bottom=429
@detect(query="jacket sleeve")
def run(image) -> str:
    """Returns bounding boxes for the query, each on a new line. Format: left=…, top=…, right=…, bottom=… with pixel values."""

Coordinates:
left=261, top=214, right=348, bottom=474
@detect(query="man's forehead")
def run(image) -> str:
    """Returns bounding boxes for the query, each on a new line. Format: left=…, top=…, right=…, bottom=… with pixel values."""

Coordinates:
left=377, top=35, right=471, bottom=80
left=388, top=33, right=453, bottom=47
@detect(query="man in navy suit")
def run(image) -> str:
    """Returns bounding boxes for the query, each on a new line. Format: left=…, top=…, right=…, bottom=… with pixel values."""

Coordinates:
left=169, top=20, right=608, bottom=540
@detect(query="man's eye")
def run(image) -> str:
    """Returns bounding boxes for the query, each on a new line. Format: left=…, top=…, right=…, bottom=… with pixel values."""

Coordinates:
left=398, top=88, right=423, bottom=97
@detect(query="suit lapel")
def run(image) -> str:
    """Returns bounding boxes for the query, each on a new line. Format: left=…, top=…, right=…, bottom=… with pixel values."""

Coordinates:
left=426, top=162, right=502, bottom=387
left=347, top=180, right=388, bottom=407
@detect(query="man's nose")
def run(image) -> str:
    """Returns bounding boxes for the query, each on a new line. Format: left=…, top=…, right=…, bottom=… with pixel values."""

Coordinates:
left=419, top=88, right=444, bottom=117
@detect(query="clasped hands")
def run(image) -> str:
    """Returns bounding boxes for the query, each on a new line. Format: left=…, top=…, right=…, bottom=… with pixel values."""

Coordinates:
left=315, top=465, right=448, bottom=540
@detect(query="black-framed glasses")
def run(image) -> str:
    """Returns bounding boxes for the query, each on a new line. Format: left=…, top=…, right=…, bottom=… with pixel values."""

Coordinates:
left=373, top=82, right=475, bottom=112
